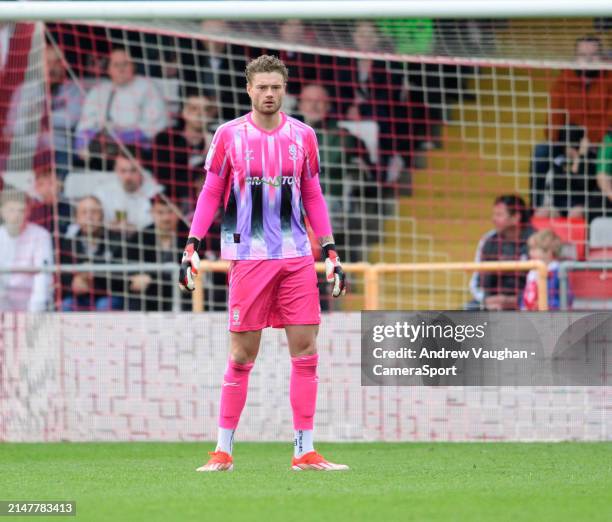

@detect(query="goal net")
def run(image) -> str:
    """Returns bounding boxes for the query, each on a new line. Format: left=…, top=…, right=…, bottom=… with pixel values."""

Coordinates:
left=0, top=7, right=610, bottom=444
left=0, top=13, right=611, bottom=312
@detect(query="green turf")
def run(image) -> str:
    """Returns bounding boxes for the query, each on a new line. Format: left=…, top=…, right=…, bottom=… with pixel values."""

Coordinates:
left=0, top=442, right=610, bottom=522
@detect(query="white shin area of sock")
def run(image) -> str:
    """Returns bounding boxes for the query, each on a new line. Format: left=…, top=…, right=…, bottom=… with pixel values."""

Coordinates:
left=294, top=430, right=314, bottom=458
left=216, top=427, right=235, bottom=455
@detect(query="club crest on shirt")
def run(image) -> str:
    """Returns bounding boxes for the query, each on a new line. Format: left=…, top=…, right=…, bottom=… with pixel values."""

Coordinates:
left=244, top=148, right=254, bottom=162
left=288, top=144, right=298, bottom=161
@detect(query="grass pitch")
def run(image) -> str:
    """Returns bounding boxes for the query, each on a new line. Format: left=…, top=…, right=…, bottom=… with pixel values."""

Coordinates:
left=0, top=442, right=610, bottom=522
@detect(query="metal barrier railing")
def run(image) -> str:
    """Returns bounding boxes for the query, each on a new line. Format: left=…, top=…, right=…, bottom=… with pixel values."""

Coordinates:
left=1, top=259, right=551, bottom=312
left=194, top=259, right=549, bottom=311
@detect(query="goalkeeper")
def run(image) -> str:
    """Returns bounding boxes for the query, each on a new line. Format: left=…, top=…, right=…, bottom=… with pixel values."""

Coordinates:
left=179, top=55, right=347, bottom=472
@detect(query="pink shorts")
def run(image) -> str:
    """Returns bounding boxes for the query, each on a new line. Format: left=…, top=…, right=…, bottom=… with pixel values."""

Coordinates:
left=227, top=255, right=321, bottom=332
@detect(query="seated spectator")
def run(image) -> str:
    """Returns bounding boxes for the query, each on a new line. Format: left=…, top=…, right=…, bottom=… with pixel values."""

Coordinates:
left=180, top=21, right=250, bottom=121
left=46, top=44, right=83, bottom=178
left=151, top=89, right=216, bottom=213
left=75, top=46, right=168, bottom=170
left=378, top=18, right=445, bottom=151
left=59, top=195, right=125, bottom=311
left=521, top=229, right=568, bottom=311
left=531, top=36, right=611, bottom=209
left=295, top=83, right=372, bottom=261
left=339, top=21, right=407, bottom=183
left=93, top=148, right=162, bottom=235
left=542, top=126, right=605, bottom=222
left=465, top=228, right=497, bottom=310
left=479, top=194, right=535, bottom=310
left=596, top=128, right=612, bottom=211
left=0, top=190, right=53, bottom=311
left=27, top=159, right=72, bottom=235
left=126, top=196, right=191, bottom=311
left=273, top=20, right=337, bottom=113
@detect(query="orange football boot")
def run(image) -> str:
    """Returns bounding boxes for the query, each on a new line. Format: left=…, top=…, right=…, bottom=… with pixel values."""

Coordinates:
left=196, top=451, right=234, bottom=472
left=291, top=451, right=349, bottom=471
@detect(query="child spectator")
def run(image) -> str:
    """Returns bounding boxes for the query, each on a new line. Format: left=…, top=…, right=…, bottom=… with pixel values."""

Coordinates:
left=521, top=229, right=566, bottom=311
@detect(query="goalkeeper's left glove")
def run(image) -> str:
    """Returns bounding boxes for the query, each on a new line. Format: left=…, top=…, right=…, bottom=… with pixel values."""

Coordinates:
left=178, top=237, right=201, bottom=292
left=323, top=243, right=346, bottom=298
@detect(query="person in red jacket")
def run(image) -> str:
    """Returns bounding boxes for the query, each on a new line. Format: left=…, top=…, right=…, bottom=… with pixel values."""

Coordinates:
left=530, top=36, right=612, bottom=213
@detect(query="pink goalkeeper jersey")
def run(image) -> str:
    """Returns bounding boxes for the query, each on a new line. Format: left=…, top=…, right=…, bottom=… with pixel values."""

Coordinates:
left=205, top=111, right=319, bottom=260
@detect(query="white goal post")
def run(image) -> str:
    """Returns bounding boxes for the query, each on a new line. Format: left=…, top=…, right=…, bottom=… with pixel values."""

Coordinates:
left=0, top=0, right=611, bottom=21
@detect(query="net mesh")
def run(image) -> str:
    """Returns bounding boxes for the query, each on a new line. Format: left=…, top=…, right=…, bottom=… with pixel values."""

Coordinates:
left=0, top=17, right=611, bottom=312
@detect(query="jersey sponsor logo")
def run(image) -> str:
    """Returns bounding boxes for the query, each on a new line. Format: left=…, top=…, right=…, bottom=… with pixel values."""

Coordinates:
left=245, top=176, right=297, bottom=187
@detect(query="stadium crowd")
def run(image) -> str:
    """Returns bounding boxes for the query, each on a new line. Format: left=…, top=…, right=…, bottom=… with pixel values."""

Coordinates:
left=0, top=20, right=610, bottom=312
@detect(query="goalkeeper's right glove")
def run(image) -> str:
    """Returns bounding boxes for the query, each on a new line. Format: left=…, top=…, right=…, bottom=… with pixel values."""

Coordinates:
left=178, top=237, right=201, bottom=292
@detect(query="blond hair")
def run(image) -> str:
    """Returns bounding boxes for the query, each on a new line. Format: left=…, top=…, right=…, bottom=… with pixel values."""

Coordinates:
left=528, top=229, right=562, bottom=257
left=0, top=189, right=26, bottom=208
left=245, top=55, right=288, bottom=84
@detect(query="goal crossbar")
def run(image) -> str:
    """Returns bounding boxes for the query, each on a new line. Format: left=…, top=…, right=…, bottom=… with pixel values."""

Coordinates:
left=1, top=1, right=610, bottom=21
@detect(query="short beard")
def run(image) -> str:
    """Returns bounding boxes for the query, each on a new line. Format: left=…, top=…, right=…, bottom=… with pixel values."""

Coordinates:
left=257, top=101, right=280, bottom=114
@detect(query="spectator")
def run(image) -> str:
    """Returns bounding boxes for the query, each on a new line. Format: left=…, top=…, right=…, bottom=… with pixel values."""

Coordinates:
left=181, top=20, right=250, bottom=121
left=0, top=190, right=53, bottom=312
left=378, top=18, right=446, bottom=152
left=59, top=195, right=125, bottom=311
left=274, top=20, right=337, bottom=113
left=376, top=18, right=436, bottom=56
left=340, top=21, right=407, bottom=183
left=93, top=148, right=162, bottom=235
left=465, top=228, right=497, bottom=310
left=596, top=128, right=612, bottom=211
left=541, top=125, right=605, bottom=222
left=296, top=83, right=372, bottom=260
left=75, top=46, right=168, bottom=169
left=152, top=89, right=216, bottom=212
left=435, top=19, right=499, bottom=57
left=27, top=160, right=72, bottom=235
left=521, top=229, right=567, bottom=311
left=46, top=44, right=83, bottom=178
left=126, top=196, right=190, bottom=311
left=531, top=36, right=612, bottom=209
left=479, top=194, right=535, bottom=311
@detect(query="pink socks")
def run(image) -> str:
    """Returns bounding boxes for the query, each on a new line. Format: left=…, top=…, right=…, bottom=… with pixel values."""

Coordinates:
left=290, top=353, right=319, bottom=430
left=216, top=353, right=319, bottom=454
left=218, top=358, right=254, bottom=430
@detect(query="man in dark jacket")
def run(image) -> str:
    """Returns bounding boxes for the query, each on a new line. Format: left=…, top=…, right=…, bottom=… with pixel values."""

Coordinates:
left=125, top=196, right=191, bottom=311
left=60, top=195, right=126, bottom=310
left=480, top=194, right=535, bottom=310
